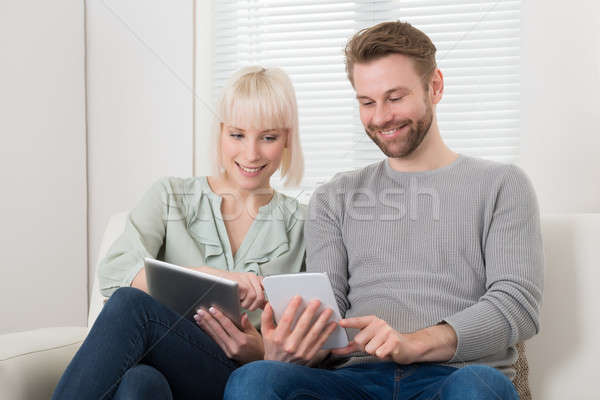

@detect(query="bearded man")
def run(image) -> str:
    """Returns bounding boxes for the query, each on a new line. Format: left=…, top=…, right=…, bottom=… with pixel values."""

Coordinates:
left=224, top=21, right=543, bottom=400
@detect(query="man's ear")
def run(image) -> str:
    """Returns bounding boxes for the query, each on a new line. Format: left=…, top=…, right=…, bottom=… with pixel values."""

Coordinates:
left=429, top=69, right=444, bottom=105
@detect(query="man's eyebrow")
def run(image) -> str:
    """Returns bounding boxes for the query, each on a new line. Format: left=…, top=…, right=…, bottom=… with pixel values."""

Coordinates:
left=385, top=86, right=410, bottom=95
left=356, top=87, right=411, bottom=100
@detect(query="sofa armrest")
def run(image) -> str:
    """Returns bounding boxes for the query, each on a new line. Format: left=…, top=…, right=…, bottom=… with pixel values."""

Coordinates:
left=0, top=327, right=87, bottom=400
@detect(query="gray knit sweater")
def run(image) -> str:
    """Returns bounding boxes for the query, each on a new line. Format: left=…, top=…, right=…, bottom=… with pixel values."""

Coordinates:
left=305, top=155, right=544, bottom=379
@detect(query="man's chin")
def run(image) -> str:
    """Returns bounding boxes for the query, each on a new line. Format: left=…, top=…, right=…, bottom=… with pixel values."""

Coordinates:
left=377, top=142, right=415, bottom=159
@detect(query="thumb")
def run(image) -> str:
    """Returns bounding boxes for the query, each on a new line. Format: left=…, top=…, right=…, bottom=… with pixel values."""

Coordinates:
left=241, top=313, right=255, bottom=333
left=261, top=302, right=276, bottom=333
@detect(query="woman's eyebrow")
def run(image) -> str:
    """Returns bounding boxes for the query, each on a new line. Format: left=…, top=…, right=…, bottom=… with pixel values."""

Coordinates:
left=229, top=126, right=246, bottom=132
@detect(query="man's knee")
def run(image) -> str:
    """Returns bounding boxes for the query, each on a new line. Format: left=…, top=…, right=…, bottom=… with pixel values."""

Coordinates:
left=224, top=361, right=297, bottom=399
left=440, top=365, right=518, bottom=400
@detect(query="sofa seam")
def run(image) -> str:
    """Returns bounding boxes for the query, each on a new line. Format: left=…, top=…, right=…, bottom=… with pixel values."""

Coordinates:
left=0, top=340, right=84, bottom=362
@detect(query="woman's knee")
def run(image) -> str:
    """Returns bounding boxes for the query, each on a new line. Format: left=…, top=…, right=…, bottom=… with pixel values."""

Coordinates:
left=114, top=364, right=172, bottom=400
left=440, top=365, right=518, bottom=400
left=108, top=286, right=149, bottom=305
left=103, top=287, right=151, bottom=314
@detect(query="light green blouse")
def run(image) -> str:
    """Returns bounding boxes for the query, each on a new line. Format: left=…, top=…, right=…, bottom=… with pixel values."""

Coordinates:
left=97, top=176, right=306, bottom=326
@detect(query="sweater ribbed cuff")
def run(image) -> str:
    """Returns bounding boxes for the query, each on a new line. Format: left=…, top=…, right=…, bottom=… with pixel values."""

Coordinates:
left=444, top=301, right=510, bottom=363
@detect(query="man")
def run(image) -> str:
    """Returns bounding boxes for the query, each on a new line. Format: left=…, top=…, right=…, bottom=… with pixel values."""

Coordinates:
left=224, top=21, right=543, bottom=399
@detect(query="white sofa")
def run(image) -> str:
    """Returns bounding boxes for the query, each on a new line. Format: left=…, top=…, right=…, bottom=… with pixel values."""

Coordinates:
left=1, top=213, right=598, bottom=399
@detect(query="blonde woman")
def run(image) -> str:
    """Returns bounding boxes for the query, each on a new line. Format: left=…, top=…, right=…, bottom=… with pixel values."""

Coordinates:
left=52, top=66, right=305, bottom=400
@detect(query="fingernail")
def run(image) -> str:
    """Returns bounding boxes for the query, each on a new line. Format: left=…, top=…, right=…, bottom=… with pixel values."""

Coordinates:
left=197, top=310, right=205, bottom=317
left=209, top=307, right=216, bottom=314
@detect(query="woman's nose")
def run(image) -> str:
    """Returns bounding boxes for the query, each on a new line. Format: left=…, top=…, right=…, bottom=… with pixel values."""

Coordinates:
left=244, top=141, right=261, bottom=162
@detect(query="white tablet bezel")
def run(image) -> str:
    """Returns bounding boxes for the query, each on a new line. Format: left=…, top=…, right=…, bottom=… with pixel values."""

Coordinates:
left=262, top=272, right=348, bottom=349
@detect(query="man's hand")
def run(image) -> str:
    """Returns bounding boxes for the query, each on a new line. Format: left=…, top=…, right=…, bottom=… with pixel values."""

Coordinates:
left=194, top=306, right=264, bottom=364
left=261, top=296, right=337, bottom=365
left=193, top=267, right=265, bottom=311
left=332, top=316, right=458, bottom=364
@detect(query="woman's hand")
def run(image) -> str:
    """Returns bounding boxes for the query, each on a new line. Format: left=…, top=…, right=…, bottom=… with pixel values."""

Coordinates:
left=223, top=271, right=266, bottom=311
left=194, top=306, right=264, bottom=364
left=192, top=267, right=265, bottom=311
left=261, top=297, right=337, bottom=365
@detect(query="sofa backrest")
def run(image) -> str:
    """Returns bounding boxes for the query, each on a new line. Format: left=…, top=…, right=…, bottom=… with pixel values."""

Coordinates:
left=88, top=212, right=127, bottom=328
left=87, top=212, right=600, bottom=399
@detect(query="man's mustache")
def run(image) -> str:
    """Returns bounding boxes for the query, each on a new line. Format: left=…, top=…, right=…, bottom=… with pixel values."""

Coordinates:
left=367, top=120, right=411, bottom=132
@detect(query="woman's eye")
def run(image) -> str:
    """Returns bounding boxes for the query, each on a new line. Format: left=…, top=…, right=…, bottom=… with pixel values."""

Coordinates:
left=263, top=135, right=278, bottom=142
left=389, top=97, right=403, bottom=102
left=360, top=101, right=374, bottom=106
left=229, top=132, right=243, bottom=139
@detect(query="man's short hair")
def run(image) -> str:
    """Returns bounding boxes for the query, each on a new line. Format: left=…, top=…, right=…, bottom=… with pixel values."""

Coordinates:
left=344, top=21, right=437, bottom=89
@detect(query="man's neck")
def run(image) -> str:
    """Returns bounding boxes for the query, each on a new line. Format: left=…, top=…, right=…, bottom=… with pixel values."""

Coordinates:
left=387, top=124, right=458, bottom=173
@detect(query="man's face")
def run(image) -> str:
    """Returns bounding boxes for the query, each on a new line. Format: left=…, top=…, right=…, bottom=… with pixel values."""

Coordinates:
left=353, top=53, right=434, bottom=158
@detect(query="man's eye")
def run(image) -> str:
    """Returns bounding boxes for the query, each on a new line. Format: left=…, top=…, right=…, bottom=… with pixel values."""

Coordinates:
left=360, top=101, right=374, bottom=106
left=389, top=97, right=403, bottom=102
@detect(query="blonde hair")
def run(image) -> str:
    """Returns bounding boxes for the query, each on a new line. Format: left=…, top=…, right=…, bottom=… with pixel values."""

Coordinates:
left=210, top=66, right=304, bottom=187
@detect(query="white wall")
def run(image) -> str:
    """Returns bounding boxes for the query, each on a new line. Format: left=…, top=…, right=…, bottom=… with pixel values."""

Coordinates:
left=195, top=0, right=215, bottom=177
left=520, top=0, right=600, bottom=213
left=86, top=0, right=194, bottom=293
left=0, top=1, right=87, bottom=333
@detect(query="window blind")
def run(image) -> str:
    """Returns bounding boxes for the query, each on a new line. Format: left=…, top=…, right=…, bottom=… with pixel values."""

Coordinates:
left=213, top=0, right=521, bottom=201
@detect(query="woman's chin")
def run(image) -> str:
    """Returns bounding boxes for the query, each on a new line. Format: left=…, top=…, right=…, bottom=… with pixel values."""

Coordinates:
left=230, top=176, right=270, bottom=192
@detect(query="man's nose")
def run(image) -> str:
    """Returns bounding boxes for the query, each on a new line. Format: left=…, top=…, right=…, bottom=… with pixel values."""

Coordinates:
left=372, top=103, right=393, bottom=128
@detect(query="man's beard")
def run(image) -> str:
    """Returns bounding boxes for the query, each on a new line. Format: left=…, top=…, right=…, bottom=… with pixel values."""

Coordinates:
left=365, top=100, right=433, bottom=158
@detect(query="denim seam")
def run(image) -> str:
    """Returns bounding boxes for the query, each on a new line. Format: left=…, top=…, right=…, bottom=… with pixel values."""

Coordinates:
left=394, top=367, right=401, bottom=400
left=145, top=317, right=237, bottom=370
left=288, top=390, right=330, bottom=400
left=99, top=320, right=149, bottom=400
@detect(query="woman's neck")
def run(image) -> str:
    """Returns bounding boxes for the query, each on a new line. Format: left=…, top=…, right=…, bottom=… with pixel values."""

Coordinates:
left=207, top=176, right=274, bottom=216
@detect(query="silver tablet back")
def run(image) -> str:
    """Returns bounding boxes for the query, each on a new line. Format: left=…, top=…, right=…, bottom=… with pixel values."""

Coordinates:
left=144, top=258, right=242, bottom=327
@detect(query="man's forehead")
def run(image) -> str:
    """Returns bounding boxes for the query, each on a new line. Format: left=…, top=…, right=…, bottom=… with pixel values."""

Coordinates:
left=352, top=54, right=420, bottom=95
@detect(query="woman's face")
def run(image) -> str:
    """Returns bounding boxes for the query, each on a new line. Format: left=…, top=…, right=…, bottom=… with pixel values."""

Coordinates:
left=220, top=122, right=288, bottom=192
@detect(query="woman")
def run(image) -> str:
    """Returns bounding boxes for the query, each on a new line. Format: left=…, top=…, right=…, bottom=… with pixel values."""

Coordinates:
left=52, top=66, right=305, bottom=400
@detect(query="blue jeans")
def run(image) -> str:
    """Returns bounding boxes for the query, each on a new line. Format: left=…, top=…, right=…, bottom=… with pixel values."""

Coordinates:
left=224, top=360, right=519, bottom=400
left=52, top=287, right=238, bottom=400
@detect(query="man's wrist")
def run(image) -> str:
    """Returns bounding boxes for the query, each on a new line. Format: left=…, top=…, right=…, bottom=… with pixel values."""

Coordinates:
left=407, top=322, right=457, bottom=363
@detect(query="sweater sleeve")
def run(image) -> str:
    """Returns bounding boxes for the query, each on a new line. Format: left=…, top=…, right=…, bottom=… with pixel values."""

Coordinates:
left=305, top=185, right=351, bottom=317
left=444, top=165, right=544, bottom=362
left=97, top=178, right=170, bottom=297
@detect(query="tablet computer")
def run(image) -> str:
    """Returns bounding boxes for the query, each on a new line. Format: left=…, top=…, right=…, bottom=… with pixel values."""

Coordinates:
left=262, top=273, right=348, bottom=349
left=144, top=258, right=242, bottom=328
